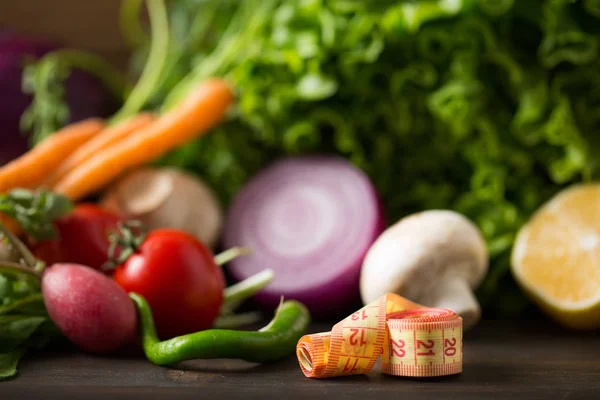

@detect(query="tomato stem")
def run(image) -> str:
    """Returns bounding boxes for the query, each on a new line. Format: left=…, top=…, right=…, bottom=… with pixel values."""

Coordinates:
left=214, top=246, right=253, bottom=266
left=105, top=220, right=147, bottom=269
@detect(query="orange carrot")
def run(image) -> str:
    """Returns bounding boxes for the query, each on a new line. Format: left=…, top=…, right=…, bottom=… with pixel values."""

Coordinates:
left=53, top=79, right=234, bottom=201
left=44, top=113, right=155, bottom=187
left=0, top=119, right=105, bottom=194
left=0, top=213, right=22, bottom=236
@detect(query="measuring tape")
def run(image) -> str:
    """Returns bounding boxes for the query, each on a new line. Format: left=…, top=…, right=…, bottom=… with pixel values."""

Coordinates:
left=296, top=293, right=463, bottom=379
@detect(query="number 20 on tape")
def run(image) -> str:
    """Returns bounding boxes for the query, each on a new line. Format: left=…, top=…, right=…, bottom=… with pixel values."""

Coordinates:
left=383, top=313, right=463, bottom=377
left=296, top=293, right=463, bottom=379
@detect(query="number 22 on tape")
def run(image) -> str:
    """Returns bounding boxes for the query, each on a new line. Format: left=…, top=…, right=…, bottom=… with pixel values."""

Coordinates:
left=296, top=293, right=463, bottom=379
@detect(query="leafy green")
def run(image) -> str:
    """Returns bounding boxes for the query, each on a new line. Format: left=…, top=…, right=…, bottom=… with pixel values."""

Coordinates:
left=0, top=189, right=73, bottom=241
left=0, top=189, right=72, bottom=380
left=129, top=0, right=600, bottom=317
left=20, top=56, right=70, bottom=145
left=20, top=50, right=131, bottom=144
left=0, top=316, right=47, bottom=353
left=0, top=350, right=22, bottom=380
left=0, top=273, right=56, bottom=381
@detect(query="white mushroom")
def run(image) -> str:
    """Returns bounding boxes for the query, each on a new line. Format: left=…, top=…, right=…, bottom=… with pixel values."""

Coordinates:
left=101, top=167, right=223, bottom=248
left=360, top=210, right=489, bottom=330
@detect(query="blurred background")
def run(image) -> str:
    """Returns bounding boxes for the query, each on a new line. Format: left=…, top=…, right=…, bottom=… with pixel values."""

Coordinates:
left=1, top=0, right=128, bottom=66
left=2, top=0, right=600, bottom=326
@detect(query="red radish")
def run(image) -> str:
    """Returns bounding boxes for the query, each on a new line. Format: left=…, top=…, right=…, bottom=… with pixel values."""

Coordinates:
left=223, top=155, right=385, bottom=318
left=42, top=263, right=137, bottom=353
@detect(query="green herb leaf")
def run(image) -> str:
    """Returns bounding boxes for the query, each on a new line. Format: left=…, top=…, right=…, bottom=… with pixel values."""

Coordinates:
left=0, top=350, right=23, bottom=381
left=0, top=189, right=73, bottom=241
left=20, top=49, right=130, bottom=144
left=0, top=294, right=46, bottom=317
left=296, top=73, right=338, bottom=100
left=0, top=316, right=47, bottom=353
left=20, top=56, right=70, bottom=145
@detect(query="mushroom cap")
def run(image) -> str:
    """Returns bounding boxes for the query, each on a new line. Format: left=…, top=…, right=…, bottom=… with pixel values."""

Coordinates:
left=359, top=210, right=489, bottom=305
left=102, top=167, right=223, bottom=248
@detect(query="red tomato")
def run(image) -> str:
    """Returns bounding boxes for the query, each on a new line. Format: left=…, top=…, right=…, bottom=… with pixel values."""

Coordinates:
left=112, top=229, right=225, bottom=339
left=32, top=204, right=121, bottom=270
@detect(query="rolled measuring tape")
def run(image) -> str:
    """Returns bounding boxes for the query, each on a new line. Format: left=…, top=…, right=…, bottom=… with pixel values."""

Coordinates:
left=296, top=293, right=463, bottom=379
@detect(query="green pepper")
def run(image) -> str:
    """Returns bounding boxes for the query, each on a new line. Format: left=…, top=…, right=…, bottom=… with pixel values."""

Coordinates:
left=129, top=293, right=311, bottom=365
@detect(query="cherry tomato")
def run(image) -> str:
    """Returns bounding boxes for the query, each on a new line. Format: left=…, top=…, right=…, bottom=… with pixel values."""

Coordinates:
left=32, top=204, right=121, bottom=270
left=112, top=229, right=225, bottom=339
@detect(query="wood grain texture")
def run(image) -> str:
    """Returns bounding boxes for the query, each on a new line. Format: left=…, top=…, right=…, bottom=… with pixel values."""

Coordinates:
left=2, top=320, right=599, bottom=400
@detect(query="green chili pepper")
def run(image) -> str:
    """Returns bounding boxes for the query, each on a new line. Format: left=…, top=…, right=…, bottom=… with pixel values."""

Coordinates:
left=129, top=293, right=311, bottom=365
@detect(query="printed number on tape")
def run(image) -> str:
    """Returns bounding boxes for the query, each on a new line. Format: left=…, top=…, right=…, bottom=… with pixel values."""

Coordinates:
left=296, top=293, right=463, bottom=379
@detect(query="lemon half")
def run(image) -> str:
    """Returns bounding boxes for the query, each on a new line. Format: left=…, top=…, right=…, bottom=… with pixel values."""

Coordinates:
left=511, top=184, right=600, bottom=329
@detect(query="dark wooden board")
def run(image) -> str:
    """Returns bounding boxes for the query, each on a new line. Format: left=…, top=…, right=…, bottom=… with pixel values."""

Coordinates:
left=2, top=320, right=599, bottom=400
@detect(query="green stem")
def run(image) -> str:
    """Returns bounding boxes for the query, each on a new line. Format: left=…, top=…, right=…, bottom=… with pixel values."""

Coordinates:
left=120, top=0, right=147, bottom=49
left=45, top=50, right=131, bottom=101
left=187, top=0, right=222, bottom=43
left=161, top=0, right=276, bottom=111
left=111, top=0, right=170, bottom=124
left=0, top=224, right=38, bottom=270
left=214, top=247, right=253, bottom=266
left=221, top=269, right=274, bottom=314
left=151, top=0, right=221, bottom=98
left=0, top=294, right=44, bottom=315
left=585, top=0, right=600, bottom=18
left=0, top=263, right=42, bottom=283
left=0, top=315, right=47, bottom=323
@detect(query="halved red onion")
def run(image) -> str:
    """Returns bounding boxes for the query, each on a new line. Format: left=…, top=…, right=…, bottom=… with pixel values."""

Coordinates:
left=223, top=155, right=385, bottom=318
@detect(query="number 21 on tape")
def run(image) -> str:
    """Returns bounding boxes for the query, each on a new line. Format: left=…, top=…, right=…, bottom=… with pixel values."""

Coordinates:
left=387, top=328, right=462, bottom=367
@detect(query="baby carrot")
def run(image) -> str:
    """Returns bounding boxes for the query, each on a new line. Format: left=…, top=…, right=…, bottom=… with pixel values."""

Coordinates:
left=0, top=119, right=104, bottom=194
left=53, top=79, right=234, bottom=201
left=0, top=214, right=22, bottom=236
left=44, top=113, right=155, bottom=187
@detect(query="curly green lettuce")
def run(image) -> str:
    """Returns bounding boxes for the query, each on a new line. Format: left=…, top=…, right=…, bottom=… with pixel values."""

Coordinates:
left=127, top=0, right=600, bottom=316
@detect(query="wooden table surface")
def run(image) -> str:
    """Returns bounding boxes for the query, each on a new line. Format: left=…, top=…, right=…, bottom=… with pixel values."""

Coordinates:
left=2, top=319, right=599, bottom=400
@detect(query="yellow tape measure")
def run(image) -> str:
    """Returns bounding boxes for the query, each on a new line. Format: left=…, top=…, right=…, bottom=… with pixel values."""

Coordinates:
left=296, top=293, right=463, bottom=379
